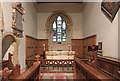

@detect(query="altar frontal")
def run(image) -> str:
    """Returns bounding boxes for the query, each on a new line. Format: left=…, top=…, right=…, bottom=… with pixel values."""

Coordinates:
left=45, top=51, right=75, bottom=59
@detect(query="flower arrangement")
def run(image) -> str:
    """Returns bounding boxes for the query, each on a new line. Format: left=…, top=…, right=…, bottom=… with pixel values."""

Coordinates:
left=87, top=45, right=98, bottom=51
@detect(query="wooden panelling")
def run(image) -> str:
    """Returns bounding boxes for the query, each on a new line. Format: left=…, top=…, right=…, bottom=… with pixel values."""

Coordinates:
left=26, top=35, right=37, bottom=59
left=97, top=56, right=120, bottom=80
left=72, top=35, right=96, bottom=58
left=26, top=35, right=95, bottom=59
left=72, top=39, right=82, bottom=57
left=26, top=35, right=48, bottom=59
left=82, top=35, right=96, bottom=59
left=37, top=39, right=48, bottom=55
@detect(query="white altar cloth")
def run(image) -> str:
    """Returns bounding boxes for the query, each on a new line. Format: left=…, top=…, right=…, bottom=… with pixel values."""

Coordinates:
left=45, top=51, right=75, bottom=59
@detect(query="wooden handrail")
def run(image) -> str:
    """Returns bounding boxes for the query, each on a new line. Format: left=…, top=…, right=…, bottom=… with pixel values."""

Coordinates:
left=26, top=58, right=75, bottom=73
left=26, top=58, right=74, bottom=68
left=97, top=56, right=120, bottom=64
left=14, top=61, right=40, bottom=80
left=75, top=58, right=116, bottom=81
left=26, top=58, right=74, bottom=61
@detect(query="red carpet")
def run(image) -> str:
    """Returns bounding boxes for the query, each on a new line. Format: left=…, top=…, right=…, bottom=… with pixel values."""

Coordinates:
left=51, top=76, right=67, bottom=81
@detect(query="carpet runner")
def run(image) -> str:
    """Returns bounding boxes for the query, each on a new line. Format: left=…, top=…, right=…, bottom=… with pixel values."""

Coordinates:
left=51, top=76, right=67, bottom=81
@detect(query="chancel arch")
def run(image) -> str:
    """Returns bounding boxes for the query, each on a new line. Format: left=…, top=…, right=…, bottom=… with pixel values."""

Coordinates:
left=46, top=10, right=73, bottom=51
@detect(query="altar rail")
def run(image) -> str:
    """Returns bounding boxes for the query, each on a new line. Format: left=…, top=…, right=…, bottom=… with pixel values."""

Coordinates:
left=75, top=58, right=117, bottom=81
left=26, top=59, right=74, bottom=73
left=97, top=56, right=120, bottom=80
left=12, top=61, right=41, bottom=81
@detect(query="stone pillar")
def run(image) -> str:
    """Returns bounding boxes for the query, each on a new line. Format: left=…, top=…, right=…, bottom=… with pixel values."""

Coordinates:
left=0, top=30, right=2, bottom=61
left=0, top=3, right=4, bottom=61
left=118, top=9, right=120, bottom=59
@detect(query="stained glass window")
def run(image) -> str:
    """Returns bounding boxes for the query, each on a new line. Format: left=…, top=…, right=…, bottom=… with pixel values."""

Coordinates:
left=53, top=16, right=66, bottom=42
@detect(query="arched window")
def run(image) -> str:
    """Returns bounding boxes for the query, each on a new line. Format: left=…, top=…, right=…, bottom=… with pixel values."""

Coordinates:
left=53, top=16, right=66, bottom=43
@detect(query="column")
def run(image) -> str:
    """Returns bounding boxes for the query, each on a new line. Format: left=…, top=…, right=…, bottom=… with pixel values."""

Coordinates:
left=118, top=9, right=120, bottom=59
left=0, top=3, right=4, bottom=61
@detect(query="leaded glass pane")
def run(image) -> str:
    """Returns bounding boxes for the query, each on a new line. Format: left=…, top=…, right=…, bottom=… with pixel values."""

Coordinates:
left=57, top=16, right=62, bottom=21
left=62, top=30, right=66, bottom=37
left=57, top=16, right=62, bottom=25
left=57, top=21, right=62, bottom=25
left=57, top=35, right=61, bottom=38
left=63, top=39, right=66, bottom=42
left=57, top=39, right=59, bottom=42
left=57, top=38, right=61, bottom=42
left=62, top=21, right=66, bottom=42
left=63, top=21, right=66, bottom=29
left=53, top=29, right=56, bottom=36
left=53, top=39, right=56, bottom=42
left=57, top=27, right=61, bottom=32
left=53, top=21, right=56, bottom=28
left=53, top=21, right=56, bottom=37
left=53, top=21, right=56, bottom=42
left=53, top=36, right=56, bottom=38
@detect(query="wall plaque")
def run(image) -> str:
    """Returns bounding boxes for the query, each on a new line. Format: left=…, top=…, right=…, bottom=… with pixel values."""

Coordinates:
left=12, top=2, right=25, bottom=37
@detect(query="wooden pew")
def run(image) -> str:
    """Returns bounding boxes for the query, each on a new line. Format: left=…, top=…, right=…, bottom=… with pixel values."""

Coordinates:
left=0, top=53, right=20, bottom=80
left=12, top=55, right=41, bottom=81
left=12, top=61, right=41, bottom=81
left=97, top=56, right=120, bottom=80
left=86, top=54, right=120, bottom=80
left=75, top=58, right=117, bottom=81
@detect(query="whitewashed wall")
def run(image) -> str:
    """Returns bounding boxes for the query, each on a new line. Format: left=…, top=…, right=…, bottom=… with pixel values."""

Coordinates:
left=118, top=9, right=120, bottom=59
left=82, top=2, right=118, bottom=58
left=37, top=12, right=83, bottom=39
left=37, top=3, right=83, bottom=39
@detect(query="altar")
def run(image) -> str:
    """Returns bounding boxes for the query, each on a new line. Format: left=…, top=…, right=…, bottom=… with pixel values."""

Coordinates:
left=45, top=51, right=75, bottom=59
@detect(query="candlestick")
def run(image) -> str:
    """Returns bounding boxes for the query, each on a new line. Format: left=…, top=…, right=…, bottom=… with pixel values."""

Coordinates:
left=68, top=44, right=71, bottom=51
left=43, top=44, right=45, bottom=51
left=51, top=45, right=52, bottom=51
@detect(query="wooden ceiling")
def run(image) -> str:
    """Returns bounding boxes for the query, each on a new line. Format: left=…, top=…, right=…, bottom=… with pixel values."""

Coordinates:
left=36, top=0, right=84, bottom=3
left=36, top=3, right=85, bottom=13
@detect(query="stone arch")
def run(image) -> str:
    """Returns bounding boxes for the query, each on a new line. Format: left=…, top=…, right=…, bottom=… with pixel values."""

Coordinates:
left=2, top=33, right=18, bottom=65
left=45, top=10, right=73, bottom=51
left=46, top=10, right=73, bottom=34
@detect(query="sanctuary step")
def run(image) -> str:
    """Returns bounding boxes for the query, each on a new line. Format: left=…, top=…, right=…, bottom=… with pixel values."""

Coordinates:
left=41, top=66, right=74, bottom=71
left=40, top=73, right=74, bottom=80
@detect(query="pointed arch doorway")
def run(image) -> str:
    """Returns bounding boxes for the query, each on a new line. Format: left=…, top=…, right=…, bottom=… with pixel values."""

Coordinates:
left=2, top=34, right=18, bottom=66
